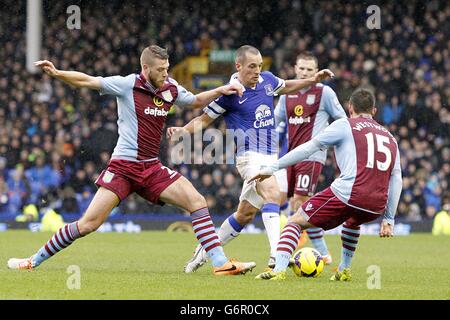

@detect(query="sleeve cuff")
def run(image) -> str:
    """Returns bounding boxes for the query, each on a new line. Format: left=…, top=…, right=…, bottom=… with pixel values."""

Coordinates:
left=382, top=217, right=395, bottom=226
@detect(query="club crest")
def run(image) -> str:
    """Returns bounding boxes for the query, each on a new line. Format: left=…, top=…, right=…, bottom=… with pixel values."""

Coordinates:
left=264, top=84, right=274, bottom=96
left=161, top=90, right=173, bottom=102
left=306, top=94, right=316, bottom=105
left=103, top=170, right=114, bottom=183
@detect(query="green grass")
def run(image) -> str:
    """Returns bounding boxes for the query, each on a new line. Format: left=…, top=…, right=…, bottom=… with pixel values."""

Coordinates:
left=0, top=231, right=449, bottom=300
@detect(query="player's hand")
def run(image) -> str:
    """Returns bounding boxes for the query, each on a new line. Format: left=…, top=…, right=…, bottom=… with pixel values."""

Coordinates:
left=247, top=173, right=272, bottom=183
left=247, top=164, right=278, bottom=183
left=314, top=69, right=334, bottom=83
left=379, top=220, right=394, bottom=238
left=220, top=83, right=244, bottom=97
left=166, top=127, right=187, bottom=139
left=34, top=60, right=59, bottom=77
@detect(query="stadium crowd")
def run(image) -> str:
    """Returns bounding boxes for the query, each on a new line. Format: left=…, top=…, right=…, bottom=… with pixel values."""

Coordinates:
left=0, top=0, right=448, bottom=223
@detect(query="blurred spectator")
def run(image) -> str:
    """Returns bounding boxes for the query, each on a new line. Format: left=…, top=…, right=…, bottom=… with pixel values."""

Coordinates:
left=6, top=165, right=30, bottom=215
left=432, top=195, right=450, bottom=235
left=76, top=186, right=94, bottom=214
left=15, top=203, right=39, bottom=222
left=40, top=208, right=65, bottom=233
left=25, top=153, right=61, bottom=204
left=60, top=186, right=79, bottom=214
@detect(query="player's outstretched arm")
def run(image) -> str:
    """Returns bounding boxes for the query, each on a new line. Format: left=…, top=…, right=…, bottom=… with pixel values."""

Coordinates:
left=167, top=113, right=215, bottom=139
left=35, top=60, right=101, bottom=90
left=279, top=69, right=335, bottom=95
left=380, top=149, right=402, bottom=238
left=188, top=83, right=243, bottom=109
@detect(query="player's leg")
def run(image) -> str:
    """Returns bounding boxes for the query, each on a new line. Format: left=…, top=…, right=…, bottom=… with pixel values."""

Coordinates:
left=290, top=194, right=308, bottom=247
left=331, top=210, right=379, bottom=281
left=255, top=175, right=283, bottom=266
left=233, top=152, right=282, bottom=265
left=294, top=193, right=331, bottom=262
left=255, top=210, right=315, bottom=280
left=279, top=194, right=289, bottom=216
left=219, top=200, right=258, bottom=246
left=293, top=162, right=331, bottom=262
left=274, top=168, right=289, bottom=217
left=159, top=176, right=226, bottom=267
left=219, top=152, right=263, bottom=245
left=273, top=210, right=314, bottom=272
left=256, top=187, right=349, bottom=280
left=330, top=220, right=360, bottom=281
left=159, top=176, right=255, bottom=275
left=8, top=187, right=120, bottom=269
left=184, top=199, right=258, bottom=273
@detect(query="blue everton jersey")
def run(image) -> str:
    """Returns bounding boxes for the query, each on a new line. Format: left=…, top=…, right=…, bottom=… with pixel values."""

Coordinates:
left=203, top=71, right=285, bottom=156
left=277, top=121, right=289, bottom=158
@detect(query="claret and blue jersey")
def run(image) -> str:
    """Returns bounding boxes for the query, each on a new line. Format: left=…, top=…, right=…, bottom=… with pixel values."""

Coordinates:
left=203, top=71, right=285, bottom=156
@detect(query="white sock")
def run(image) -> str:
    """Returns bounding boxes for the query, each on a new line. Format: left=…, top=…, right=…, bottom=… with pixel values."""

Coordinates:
left=217, top=212, right=243, bottom=246
left=261, top=203, right=281, bottom=258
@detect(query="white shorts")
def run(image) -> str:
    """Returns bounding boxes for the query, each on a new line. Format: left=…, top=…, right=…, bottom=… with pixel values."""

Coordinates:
left=235, top=152, right=278, bottom=209
left=274, top=168, right=288, bottom=194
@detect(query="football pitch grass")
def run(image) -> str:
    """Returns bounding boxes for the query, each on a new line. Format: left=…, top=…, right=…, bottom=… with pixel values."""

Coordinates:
left=0, top=230, right=449, bottom=300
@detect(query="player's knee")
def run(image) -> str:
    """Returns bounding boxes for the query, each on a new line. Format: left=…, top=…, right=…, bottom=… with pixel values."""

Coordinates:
left=288, top=211, right=308, bottom=228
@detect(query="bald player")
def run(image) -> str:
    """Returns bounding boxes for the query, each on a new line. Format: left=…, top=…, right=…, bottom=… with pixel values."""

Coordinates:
left=168, top=45, right=334, bottom=273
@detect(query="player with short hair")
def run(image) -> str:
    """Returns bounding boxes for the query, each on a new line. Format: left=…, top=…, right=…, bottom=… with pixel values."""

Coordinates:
left=251, top=88, right=402, bottom=281
left=7, top=45, right=257, bottom=276
left=167, top=45, right=334, bottom=272
left=273, top=51, right=347, bottom=264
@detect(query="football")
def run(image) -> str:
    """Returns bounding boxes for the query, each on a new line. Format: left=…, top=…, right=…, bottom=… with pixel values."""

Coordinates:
left=291, top=247, right=324, bottom=278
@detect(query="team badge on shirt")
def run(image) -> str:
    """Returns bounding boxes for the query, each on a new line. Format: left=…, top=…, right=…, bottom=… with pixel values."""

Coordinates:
left=161, top=90, right=173, bottom=102
left=103, top=171, right=115, bottom=183
left=306, top=94, right=316, bottom=105
left=264, top=84, right=274, bottom=96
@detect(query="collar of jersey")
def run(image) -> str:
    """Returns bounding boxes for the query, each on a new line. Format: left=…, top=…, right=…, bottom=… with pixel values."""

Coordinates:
left=299, top=84, right=313, bottom=94
left=230, top=73, right=263, bottom=91
left=138, top=73, right=158, bottom=94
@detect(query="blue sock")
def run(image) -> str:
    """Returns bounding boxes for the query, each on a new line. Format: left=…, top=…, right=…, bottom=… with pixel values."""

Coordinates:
left=339, top=224, right=360, bottom=271
left=306, top=228, right=329, bottom=256
left=207, top=246, right=228, bottom=267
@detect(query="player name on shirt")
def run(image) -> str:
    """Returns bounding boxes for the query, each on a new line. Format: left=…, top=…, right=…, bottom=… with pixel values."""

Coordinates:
left=352, top=121, right=390, bottom=133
